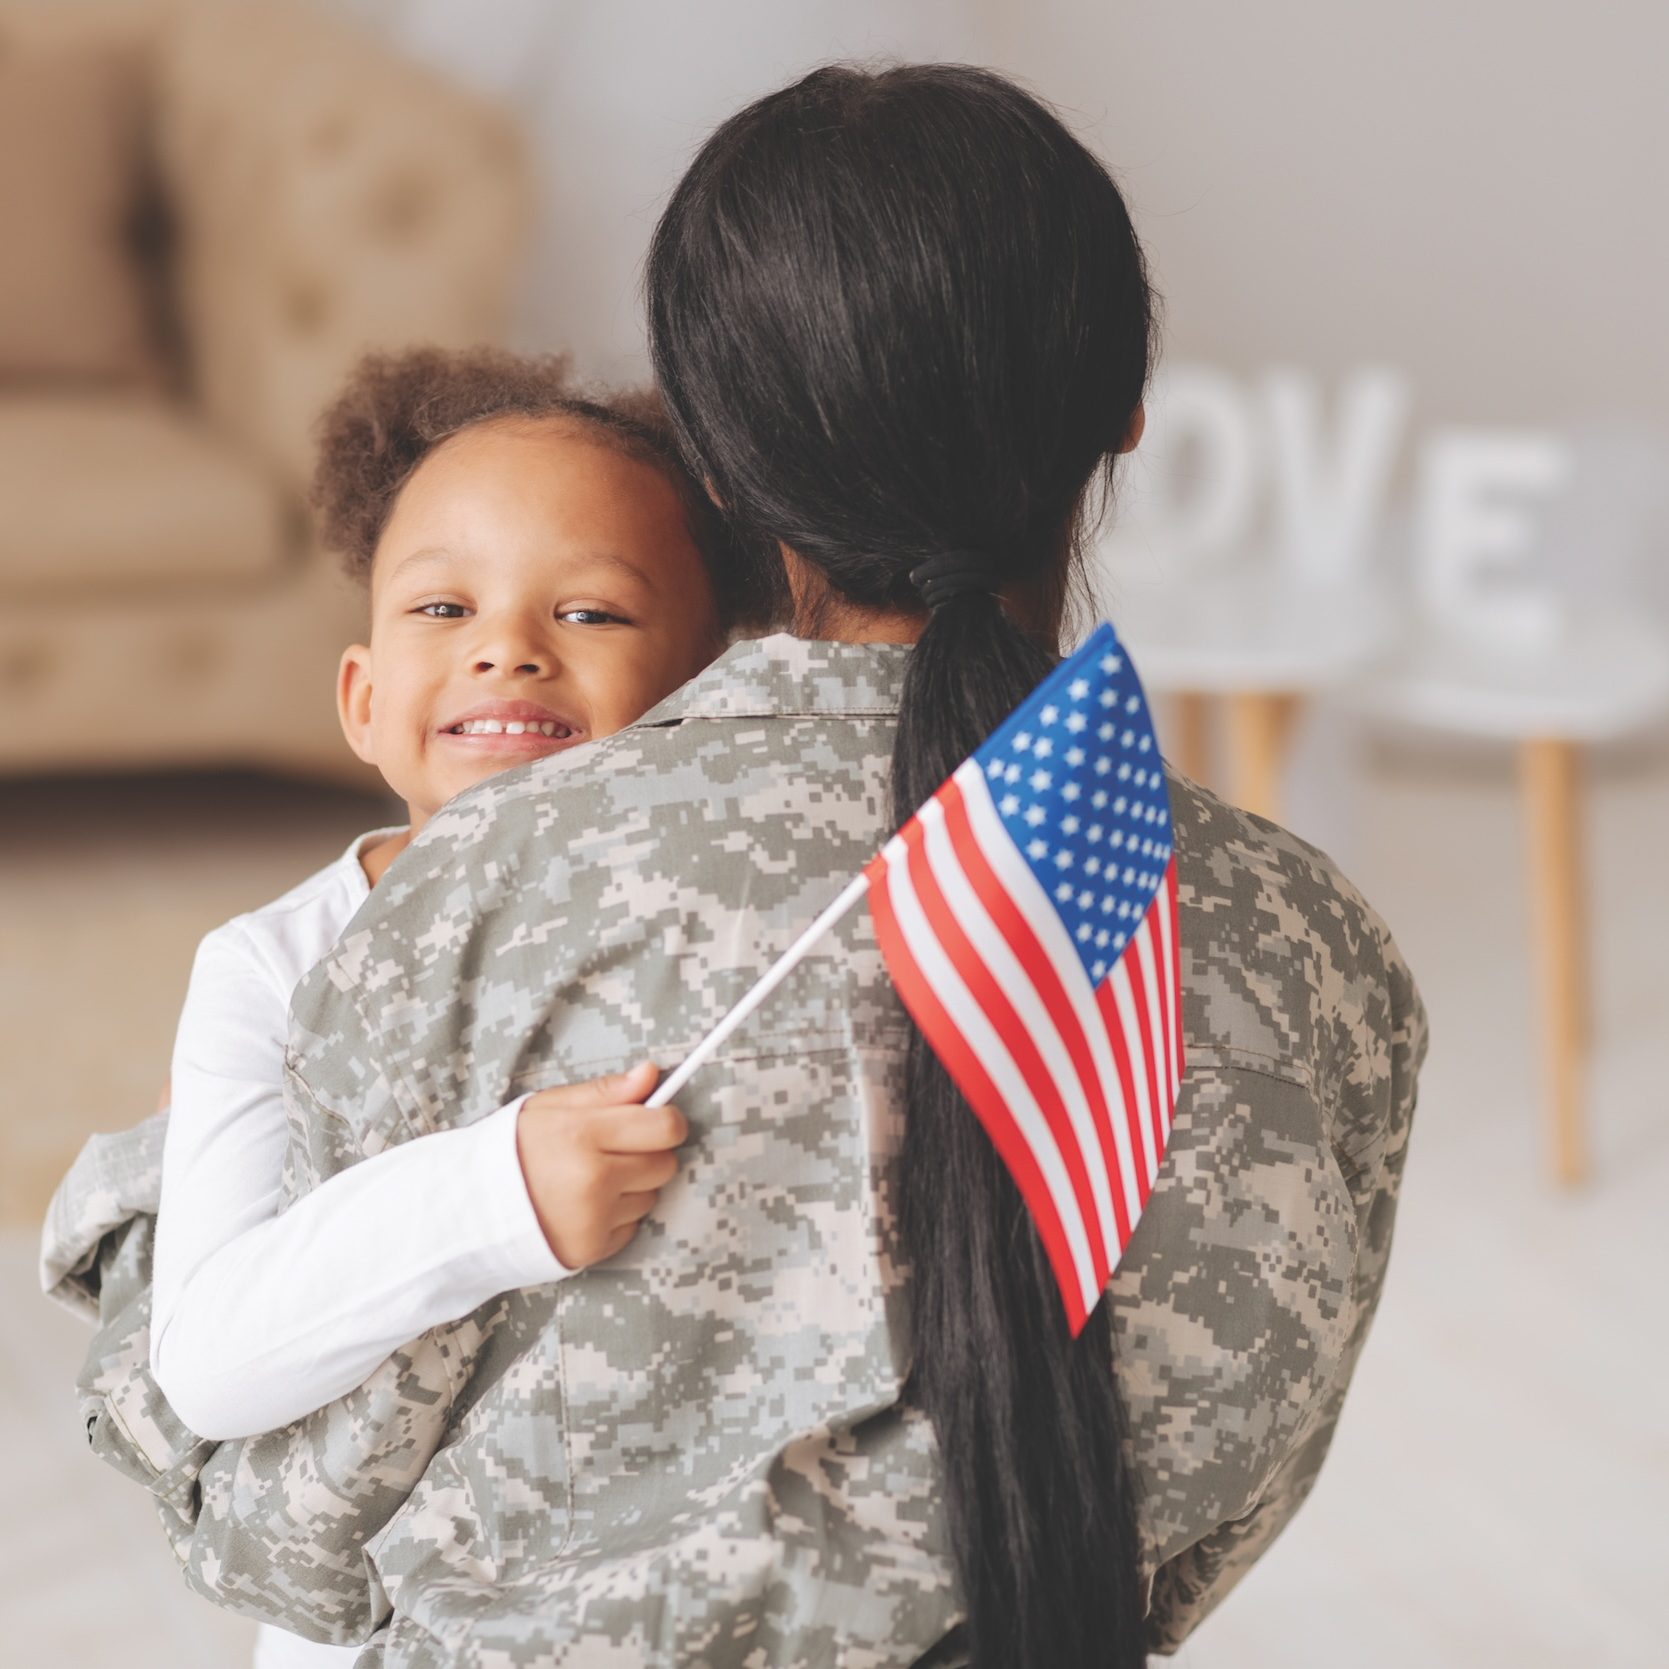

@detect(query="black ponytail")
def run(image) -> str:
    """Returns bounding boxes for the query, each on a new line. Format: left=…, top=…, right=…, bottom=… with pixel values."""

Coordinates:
left=647, top=63, right=1158, bottom=1668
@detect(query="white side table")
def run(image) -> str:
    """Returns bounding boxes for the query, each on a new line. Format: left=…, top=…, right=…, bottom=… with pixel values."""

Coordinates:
left=1347, top=608, right=1669, bottom=1184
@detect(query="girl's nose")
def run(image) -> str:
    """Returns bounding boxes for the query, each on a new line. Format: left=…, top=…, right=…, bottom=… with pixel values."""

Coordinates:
left=473, top=653, right=545, bottom=674
left=468, top=616, right=555, bottom=676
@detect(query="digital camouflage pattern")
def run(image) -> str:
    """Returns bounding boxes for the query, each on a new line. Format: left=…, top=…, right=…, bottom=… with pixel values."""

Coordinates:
left=43, top=631, right=1427, bottom=1665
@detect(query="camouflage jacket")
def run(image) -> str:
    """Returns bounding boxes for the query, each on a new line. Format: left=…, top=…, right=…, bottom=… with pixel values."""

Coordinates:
left=45, top=632, right=1427, bottom=1666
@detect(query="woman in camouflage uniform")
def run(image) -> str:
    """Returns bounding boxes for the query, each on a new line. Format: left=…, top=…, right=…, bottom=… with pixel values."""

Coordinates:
left=52, top=64, right=1426, bottom=1667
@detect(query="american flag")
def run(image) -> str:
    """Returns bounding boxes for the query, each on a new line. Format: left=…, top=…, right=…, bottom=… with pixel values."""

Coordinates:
left=864, top=622, right=1184, bottom=1335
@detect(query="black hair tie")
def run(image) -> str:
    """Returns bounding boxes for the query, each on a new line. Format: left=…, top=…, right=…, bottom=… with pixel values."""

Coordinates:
left=910, top=550, right=1006, bottom=610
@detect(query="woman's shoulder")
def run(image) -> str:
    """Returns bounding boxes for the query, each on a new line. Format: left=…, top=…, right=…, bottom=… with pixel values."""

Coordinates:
left=1167, top=764, right=1426, bottom=1112
left=409, top=638, right=908, bottom=866
left=305, top=649, right=910, bottom=1124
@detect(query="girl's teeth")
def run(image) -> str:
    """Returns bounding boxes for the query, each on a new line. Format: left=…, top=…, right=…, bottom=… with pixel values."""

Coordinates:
left=452, top=719, right=566, bottom=736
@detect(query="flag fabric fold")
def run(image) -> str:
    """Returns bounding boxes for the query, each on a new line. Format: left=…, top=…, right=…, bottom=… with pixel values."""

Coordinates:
left=865, top=622, right=1184, bottom=1334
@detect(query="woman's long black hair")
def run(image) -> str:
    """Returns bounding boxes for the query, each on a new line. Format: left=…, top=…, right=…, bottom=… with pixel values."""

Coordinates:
left=647, top=63, right=1158, bottom=1668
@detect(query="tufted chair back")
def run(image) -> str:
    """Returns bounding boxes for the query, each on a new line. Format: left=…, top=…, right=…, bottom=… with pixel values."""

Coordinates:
left=155, top=1, right=529, bottom=494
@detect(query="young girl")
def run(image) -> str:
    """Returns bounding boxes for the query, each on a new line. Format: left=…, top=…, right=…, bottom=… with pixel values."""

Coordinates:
left=148, top=347, right=747, bottom=1669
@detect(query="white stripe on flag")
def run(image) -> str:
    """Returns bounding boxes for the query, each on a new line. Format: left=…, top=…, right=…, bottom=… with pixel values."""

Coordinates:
left=880, top=837, right=1102, bottom=1318
left=1108, top=955, right=1159, bottom=1181
left=916, top=795, right=1120, bottom=1278
left=1154, top=862, right=1180, bottom=1107
left=1134, top=919, right=1168, bottom=1147
left=955, top=764, right=1147, bottom=1231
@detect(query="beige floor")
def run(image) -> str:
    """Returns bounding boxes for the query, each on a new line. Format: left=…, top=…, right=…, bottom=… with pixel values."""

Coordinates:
left=2, top=750, right=1665, bottom=1666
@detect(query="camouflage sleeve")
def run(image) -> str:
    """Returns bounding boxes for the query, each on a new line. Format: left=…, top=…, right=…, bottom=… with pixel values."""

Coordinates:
left=72, top=1218, right=456, bottom=1645
left=52, top=1076, right=465, bottom=1647
left=40, top=1111, right=169, bottom=1319
left=37, top=1116, right=217, bottom=1509
left=1144, top=926, right=1429, bottom=1653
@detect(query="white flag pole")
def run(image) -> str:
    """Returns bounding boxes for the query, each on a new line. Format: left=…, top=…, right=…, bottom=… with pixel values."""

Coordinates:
left=646, top=872, right=872, bottom=1107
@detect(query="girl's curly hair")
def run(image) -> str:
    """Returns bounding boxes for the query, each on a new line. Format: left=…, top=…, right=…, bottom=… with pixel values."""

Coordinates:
left=309, top=345, right=776, bottom=630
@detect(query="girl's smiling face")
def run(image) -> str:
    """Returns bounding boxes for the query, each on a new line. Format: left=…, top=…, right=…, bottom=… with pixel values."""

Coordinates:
left=336, top=415, right=722, bottom=828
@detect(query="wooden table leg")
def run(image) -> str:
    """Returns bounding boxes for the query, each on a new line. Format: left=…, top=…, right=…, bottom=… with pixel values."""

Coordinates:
left=1224, top=692, right=1302, bottom=823
left=1520, top=737, right=1587, bottom=1185
left=1172, top=691, right=1212, bottom=786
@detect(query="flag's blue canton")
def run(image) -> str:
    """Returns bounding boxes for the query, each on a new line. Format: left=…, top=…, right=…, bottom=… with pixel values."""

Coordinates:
left=971, top=622, right=1174, bottom=986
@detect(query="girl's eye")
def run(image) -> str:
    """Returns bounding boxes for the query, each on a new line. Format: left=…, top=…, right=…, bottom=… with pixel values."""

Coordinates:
left=410, top=602, right=628, bottom=625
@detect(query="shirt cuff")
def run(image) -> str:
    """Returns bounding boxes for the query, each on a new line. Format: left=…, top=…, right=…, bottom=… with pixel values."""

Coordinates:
left=470, top=1094, right=576, bottom=1288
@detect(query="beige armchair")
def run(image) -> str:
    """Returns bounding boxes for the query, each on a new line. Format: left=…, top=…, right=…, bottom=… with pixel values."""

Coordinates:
left=0, top=0, right=529, bottom=786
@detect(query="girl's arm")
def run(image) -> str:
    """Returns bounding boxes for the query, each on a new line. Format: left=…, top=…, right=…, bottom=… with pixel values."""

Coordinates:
left=152, top=925, right=569, bottom=1441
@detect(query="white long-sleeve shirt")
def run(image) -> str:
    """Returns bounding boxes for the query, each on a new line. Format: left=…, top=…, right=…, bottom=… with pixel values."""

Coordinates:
left=151, top=825, right=572, bottom=1669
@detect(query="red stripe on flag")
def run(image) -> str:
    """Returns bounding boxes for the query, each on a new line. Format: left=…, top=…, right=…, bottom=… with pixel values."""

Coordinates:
left=939, top=779, right=1135, bottom=1252
left=898, top=813, right=1109, bottom=1289
left=865, top=851, right=1090, bottom=1336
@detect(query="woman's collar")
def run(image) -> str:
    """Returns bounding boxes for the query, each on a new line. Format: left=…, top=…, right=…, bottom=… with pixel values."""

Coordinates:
left=631, top=632, right=913, bottom=725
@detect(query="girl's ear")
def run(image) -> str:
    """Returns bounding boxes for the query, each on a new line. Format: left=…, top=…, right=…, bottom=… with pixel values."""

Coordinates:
left=336, top=644, right=377, bottom=765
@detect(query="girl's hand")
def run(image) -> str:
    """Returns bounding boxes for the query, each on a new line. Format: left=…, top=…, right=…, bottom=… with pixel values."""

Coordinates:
left=156, top=1075, right=172, bottom=1113
left=513, top=1062, right=687, bottom=1269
